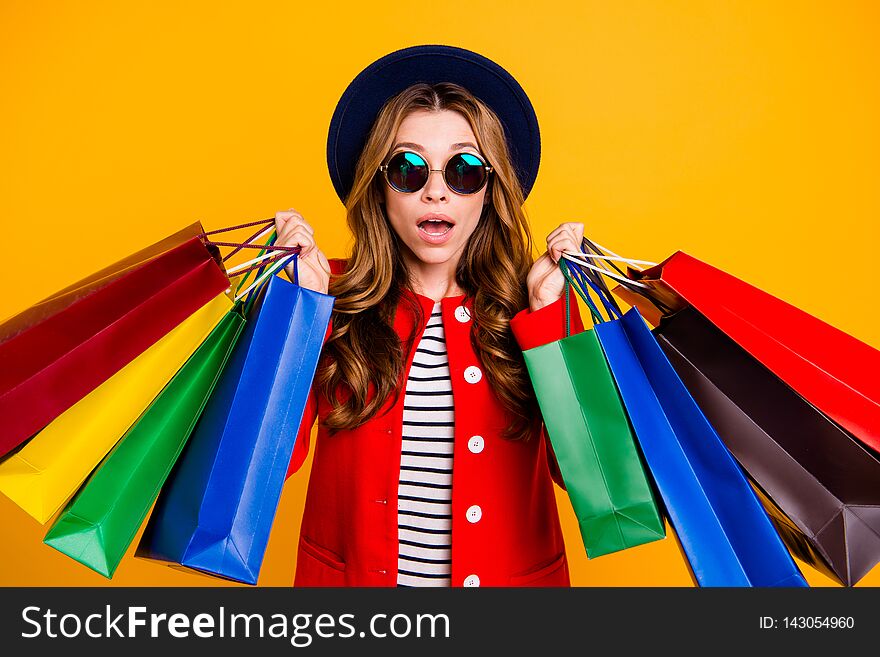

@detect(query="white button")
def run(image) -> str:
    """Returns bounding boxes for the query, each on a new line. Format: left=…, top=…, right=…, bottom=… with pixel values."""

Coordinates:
left=463, top=574, right=481, bottom=587
left=464, top=366, right=482, bottom=384
left=466, top=505, right=482, bottom=523
left=468, top=435, right=484, bottom=454
left=454, top=305, right=471, bottom=323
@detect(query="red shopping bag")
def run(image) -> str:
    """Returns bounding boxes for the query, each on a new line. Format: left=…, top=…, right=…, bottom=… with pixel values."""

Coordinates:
left=629, top=251, right=880, bottom=453
left=0, top=224, right=230, bottom=455
left=0, top=224, right=208, bottom=344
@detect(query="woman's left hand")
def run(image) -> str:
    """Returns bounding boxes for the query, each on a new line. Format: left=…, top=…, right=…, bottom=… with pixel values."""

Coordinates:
left=526, top=222, right=585, bottom=312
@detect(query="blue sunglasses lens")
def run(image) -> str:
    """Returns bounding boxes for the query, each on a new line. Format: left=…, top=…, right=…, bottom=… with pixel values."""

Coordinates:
left=445, top=153, right=487, bottom=194
left=386, top=152, right=428, bottom=192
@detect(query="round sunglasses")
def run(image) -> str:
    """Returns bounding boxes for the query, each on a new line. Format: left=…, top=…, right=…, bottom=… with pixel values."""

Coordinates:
left=378, top=150, right=493, bottom=195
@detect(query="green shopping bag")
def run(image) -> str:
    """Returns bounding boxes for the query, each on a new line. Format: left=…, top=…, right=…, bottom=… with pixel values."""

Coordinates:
left=43, top=306, right=246, bottom=578
left=522, top=262, right=665, bottom=558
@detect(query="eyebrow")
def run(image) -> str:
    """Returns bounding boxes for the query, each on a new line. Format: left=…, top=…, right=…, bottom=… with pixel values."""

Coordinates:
left=392, top=141, right=479, bottom=152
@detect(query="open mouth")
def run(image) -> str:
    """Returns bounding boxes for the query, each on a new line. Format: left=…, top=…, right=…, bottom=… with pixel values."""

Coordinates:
left=417, top=218, right=454, bottom=236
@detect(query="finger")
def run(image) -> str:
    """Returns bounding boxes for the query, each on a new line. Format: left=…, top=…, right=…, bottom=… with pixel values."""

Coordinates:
left=276, top=216, right=314, bottom=240
left=554, top=225, right=582, bottom=248
left=546, top=223, right=584, bottom=248
left=277, top=224, right=314, bottom=245
left=545, top=226, right=568, bottom=244
left=548, top=245, right=579, bottom=264
left=280, top=215, right=314, bottom=235
left=284, top=229, right=314, bottom=247
left=548, top=237, right=580, bottom=263
left=277, top=218, right=314, bottom=241
left=568, top=222, right=585, bottom=243
left=275, top=209, right=302, bottom=222
left=559, top=224, right=580, bottom=245
left=276, top=229, right=315, bottom=254
left=545, top=228, right=577, bottom=252
left=548, top=232, right=580, bottom=250
left=274, top=213, right=293, bottom=233
left=275, top=209, right=306, bottom=228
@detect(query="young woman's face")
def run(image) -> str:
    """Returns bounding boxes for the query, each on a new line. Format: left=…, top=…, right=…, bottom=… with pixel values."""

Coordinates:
left=382, top=109, right=489, bottom=270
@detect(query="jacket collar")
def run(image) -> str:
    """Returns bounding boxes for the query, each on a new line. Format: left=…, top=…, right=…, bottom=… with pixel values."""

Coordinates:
left=395, top=288, right=472, bottom=339
left=400, top=287, right=468, bottom=306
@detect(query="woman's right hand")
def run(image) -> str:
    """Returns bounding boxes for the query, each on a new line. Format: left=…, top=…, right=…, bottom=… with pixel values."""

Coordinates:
left=274, top=208, right=331, bottom=295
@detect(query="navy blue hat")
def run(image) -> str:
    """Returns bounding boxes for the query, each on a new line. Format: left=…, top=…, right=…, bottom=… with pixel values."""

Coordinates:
left=327, top=44, right=541, bottom=203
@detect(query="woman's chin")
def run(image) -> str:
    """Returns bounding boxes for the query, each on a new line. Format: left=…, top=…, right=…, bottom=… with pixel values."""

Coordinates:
left=406, top=243, right=460, bottom=267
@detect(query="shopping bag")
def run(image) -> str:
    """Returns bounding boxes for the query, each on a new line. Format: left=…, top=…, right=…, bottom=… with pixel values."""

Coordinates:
left=594, top=306, right=808, bottom=586
left=522, top=265, right=664, bottom=558
left=43, top=306, right=246, bottom=578
left=654, top=307, right=880, bottom=586
left=628, top=251, right=880, bottom=453
left=0, top=293, right=231, bottom=524
left=137, top=264, right=334, bottom=585
left=0, top=223, right=207, bottom=343
left=0, top=226, right=230, bottom=455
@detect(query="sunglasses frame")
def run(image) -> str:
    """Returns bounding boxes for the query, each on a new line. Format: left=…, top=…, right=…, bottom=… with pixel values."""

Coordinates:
left=378, top=150, right=494, bottom=195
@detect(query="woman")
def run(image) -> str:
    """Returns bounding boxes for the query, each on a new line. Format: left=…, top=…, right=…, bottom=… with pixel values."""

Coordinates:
left=278, top=46, right=584, bottom=587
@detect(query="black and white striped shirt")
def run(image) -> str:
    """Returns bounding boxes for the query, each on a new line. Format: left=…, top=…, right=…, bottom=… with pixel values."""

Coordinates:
left=397, top=302, right=454, bottom=587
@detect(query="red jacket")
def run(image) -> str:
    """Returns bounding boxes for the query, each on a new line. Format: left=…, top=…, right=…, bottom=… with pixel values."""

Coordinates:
left=285, top=259, right=584, bottom=587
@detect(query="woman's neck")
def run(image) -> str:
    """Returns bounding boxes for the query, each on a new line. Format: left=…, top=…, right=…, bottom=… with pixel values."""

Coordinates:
left=403, top=253, right=465, bottom=302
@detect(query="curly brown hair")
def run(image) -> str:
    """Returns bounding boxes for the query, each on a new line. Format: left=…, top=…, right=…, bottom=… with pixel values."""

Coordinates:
left=317, top=82, right=541, bottom=441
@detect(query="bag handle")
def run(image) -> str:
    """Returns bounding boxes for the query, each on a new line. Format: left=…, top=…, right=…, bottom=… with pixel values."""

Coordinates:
left=224, top=249, right=294, bottom=277
left=198, top=218, right=301, bottom=287
left=560, top=260, right=602, bottom=336
left=559, top=259, right=624, bottom=336
left=196, top=218, right=301, bottom=312
left=571, top=237, right=677, bottom=315
left=234, top=252, right=297, bottom=305
left=561, top=252, right=653, bottom=290
left=198, top=218, right=300, bottom=273
left=561, top=235, right=657, bottom=290
left=573, top=262, right=623, bottom=320
left=232, top=230, right=299, bottom=310
left=577, top=240, right=624, bottom=315
left=198, top=218, right=275, bottom=262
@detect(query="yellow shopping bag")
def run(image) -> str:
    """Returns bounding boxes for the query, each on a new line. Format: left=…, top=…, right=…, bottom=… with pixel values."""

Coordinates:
left=0, top=293, right=231, bottom=523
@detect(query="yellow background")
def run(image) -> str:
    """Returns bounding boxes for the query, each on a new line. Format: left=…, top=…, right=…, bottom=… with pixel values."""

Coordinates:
left=1, top=1, right=878, bottom=587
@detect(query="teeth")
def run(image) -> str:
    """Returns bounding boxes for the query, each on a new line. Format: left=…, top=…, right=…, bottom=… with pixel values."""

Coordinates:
left=418, top=223, right=452, bottom=236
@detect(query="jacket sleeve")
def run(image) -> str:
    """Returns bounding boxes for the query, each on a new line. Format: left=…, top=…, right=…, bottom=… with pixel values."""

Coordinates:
left=509, top=286, right=586, bottom=491
left=285, top=258, right=347, bottom=480
left=509, top=285, right=585, bottom=350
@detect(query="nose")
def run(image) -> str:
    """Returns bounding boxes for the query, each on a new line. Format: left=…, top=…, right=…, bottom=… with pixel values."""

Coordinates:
left=421, top=169, right=448, bottom=202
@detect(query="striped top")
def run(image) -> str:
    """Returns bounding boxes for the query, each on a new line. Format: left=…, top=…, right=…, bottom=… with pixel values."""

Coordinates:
left=397, top=302, right=454, bottom=587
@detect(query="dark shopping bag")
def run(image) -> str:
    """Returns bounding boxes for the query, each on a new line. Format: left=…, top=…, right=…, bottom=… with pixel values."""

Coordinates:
left=655, top=307, right=880, bottom=586
left=0, top=224, right=230, bottom=455
left=522, top=264, right=665, bottom=558
left=137, top=262, right=334, bottom=584
left=628, top=251, right=880, bottom=454
left=594, top=306, right=808, bottom=587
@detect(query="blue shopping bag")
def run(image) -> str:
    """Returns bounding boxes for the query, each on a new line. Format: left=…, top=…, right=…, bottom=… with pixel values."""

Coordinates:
left=137, top=264, right=334, bottom=585
left=594, top=307, right=808, bottom=587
